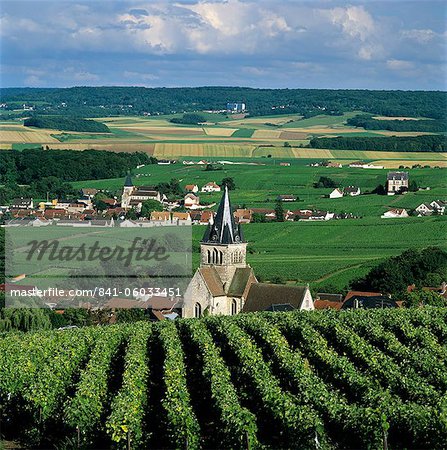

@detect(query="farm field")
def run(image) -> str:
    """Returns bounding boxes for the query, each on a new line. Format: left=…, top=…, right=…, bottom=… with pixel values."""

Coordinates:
left=191, top=218, right=447, bottom=287
left=1, top=112, right=444, bottom=167
left=1, top=308, right=446, bottom=449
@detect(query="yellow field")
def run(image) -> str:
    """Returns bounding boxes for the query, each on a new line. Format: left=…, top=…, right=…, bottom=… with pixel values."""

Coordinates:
left=252, top=129, right=283, bottom=139
left=372, top=116, right=430, bottom=121
left=203, top=127, right=237, bottom=137
left=47, top=143, right=155, bottom=153
left=0, top=126, right=59, bottom=143
left=371, top=159, right=447, bottom=168
left=374, top=131, right=436, bottom=136
left=153, top=143, right=257, bottom=158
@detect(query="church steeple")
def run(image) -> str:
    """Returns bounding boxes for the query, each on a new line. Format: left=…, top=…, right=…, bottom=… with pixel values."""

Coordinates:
left=202, top=186, right=244, bottom=244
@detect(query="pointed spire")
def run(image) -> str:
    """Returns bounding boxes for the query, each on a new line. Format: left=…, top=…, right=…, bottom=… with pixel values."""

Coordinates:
left=202, top=186, right=244, bottom=244
left=124, top=173, right=133, bottom=187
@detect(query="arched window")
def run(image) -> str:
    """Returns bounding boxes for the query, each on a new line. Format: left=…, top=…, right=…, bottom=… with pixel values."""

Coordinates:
left=231, top=299, right=237, bottom=315
left=194, top=302, right=202, bottom=318
left=207, top=249, right=211, bottom=264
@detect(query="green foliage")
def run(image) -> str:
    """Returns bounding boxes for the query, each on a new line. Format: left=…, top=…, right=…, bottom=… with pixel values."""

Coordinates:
left=0, top=309, right=446, bottom=448
left=220, top=176, right=235, bottom=190
left=347, top=114, right=447, bottom=132
left=403, top=289, right=447, bottom=307
left=170, top=113, right=206, bottom=125
left=2, top=86, right=445, bottom=119
left=140, top=199, right=162, bottom=218
left=24, top=115, right=110, bottom=133
left=274, top=200, right=284, bottom=222
left=352, top=247, right=447, bottom=296
left=314, top=176, right=338, bottom=188
left=0, top=308, right=52, bottom=332
left=309, top=134, right=447, bottom=152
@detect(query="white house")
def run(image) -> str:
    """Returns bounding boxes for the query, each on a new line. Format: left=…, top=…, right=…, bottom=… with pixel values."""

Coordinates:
left=344, top=186, right=361, bottom=196
left=430, top=200, right=446, bottom=214
left=329, top=188, right=344, bottom=199
left=201, top=182, right=221, bottom=193
left=415, top=203, right=434, bottom=216
left=185, top=184, right=199, bottom=193
left=381, top=208, right=409, bottom=218
left=184, top=193, right=200, bottom=209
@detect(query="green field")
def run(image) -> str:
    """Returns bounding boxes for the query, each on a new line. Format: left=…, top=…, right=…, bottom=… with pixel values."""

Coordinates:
left=2, top=112, right=445, bottom=167
left=191, top=217, right=446, bottom=288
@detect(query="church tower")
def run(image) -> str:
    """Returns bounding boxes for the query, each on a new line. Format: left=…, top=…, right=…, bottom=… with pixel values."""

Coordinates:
left=121, top=174, right=134, bottom=209
left=200, top=186, right=247, bottom=286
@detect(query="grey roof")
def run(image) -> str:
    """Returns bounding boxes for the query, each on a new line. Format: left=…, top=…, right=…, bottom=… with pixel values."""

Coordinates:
left=124, top=174, right=133, bottom=187
left=387, top=171, right=409, bottom=180
left=228, top=267, right=255, bottom=297
left=202, top=186, right=244, bottom=245
left=243, top=283, right=309, bottom=312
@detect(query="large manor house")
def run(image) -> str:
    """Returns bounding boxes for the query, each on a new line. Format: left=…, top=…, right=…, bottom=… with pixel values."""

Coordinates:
left=182, top=187, right=314, bottom=317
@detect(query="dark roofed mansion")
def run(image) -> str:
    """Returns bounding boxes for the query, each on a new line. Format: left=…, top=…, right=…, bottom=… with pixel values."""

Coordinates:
left=182, top=187, right=314, bottom=318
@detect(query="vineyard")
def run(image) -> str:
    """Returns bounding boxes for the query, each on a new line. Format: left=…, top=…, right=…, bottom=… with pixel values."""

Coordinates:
left=0, top=308, right=446, bottom=449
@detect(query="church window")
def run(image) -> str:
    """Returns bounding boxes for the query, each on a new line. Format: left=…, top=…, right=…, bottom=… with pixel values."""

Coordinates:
left=231, top=299, right=238, bottom=315
left=194, top=302, right=202, bottom=318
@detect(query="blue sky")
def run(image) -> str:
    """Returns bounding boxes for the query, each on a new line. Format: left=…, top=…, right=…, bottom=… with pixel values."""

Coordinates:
left=1, top=0, right=446, bottom=89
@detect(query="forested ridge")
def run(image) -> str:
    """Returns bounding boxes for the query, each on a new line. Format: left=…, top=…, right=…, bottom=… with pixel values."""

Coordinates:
left=24, top=115, right=110, bottom=133
left=347, top=114, right=447, bottom=132
left=309, top=134, right=447, bottom=152
left=1, top=87, right=446, bottom=119
left=0, top=309, right=446, bottom=449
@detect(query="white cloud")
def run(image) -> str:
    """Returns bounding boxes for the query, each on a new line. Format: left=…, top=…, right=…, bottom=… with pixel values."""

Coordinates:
left=326, top=6, right=375, bottom=41
left=386, top=59, right=414, bottom=71
left=401, top=29, right=437, bottom=43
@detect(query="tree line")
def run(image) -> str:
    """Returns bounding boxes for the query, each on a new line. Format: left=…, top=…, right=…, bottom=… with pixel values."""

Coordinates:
left=0, top=148, right=156, bottom=203
left=347, top=114, right=446, bottom=132
left=309, top=134, right=447, bottom=152
left=24, top=115, right=111, bottom=133
left=1, top=86, right=445, bottom=119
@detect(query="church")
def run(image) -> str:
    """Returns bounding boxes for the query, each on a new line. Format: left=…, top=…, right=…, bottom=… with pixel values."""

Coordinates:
left=182, top=187, right=314, bottom=318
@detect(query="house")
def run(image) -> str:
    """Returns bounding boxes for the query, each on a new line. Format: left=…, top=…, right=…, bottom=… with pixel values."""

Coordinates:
left=277, top=195, right=297, bottom=202
left=80, top=188, right=98, bottom=199
left=316, top=293, right=344, bottom=302
left=381, top=208, right=409, bottom=218
left=242, top=284, right=314, bottom=312
left=199, top=210, right=214, bottom=224
left=234, top=209, right=252, bottom=224
left=172, top=212, right=192, bottom=225
left=279, top=162, right=290, bottom=166
left=430, top=200, right=446, bottom=214
left=387, top=171, right=409, bottom=195
left=121, top=175, right=165, bottom=209
left=344, top=186, right=360, bottom=196
left=415, top=203, right=434, bottom=216
left=327, top=162, right=343, bottom=168
left=11, top=198, right=33, bottom=209
left=314, top=300, right=343, bottom=310
left=349, top=161, right=365, bottom=168
left=201, top=182, right=221, bottom=193
left=342, top=295, right=397, bottom=309
left=185, top=184, right=199, bottom=193
left=329, top=188, right=344, bottom=199
left=43, top=208, right=67, bottom=219
left=227, top=102, right=246, bottom=113
left=184, top=193, right=200, bottom=209
left=150, top=211, right=171, bottom=222
left=251, top=208, right=277, bottom=221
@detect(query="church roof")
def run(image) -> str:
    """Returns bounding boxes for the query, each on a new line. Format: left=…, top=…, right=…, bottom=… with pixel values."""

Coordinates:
left=199, top=267, right=225, bottom=297
left=243, top=283, right=309, bottom=312
left=124, top=174, right=133, bottom=187
left=228, top=267, right=255, bottom=297
left=202, top=186, right=244, bottom=244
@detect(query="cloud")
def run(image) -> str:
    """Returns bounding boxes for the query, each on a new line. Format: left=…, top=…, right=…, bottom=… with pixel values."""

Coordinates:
left=0, top=0, right=445, bottom=89
left=386, top=59, right=414, bottom=71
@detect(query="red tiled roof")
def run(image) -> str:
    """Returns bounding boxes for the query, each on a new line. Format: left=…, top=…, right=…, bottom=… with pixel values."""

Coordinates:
left=344, top=290, right=382, bottom=301
left=314, top=300, right=343, bottom=310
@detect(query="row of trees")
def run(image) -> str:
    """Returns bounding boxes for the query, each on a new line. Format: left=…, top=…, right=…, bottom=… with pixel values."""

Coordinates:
left=2, top=86, right=445, bottom=119
left=309, top=134, right=447, bottom=152
left=347, top=114, right=446, bottom=133
left=24, top=115, right=111, bottom=133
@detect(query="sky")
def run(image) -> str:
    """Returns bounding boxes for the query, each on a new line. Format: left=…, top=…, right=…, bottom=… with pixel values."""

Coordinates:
left=1, top=0, right=446, bottom=90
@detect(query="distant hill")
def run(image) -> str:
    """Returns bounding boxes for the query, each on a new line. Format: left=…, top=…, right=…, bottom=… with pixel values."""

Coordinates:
left=2, top=86, right=446, bottom=119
